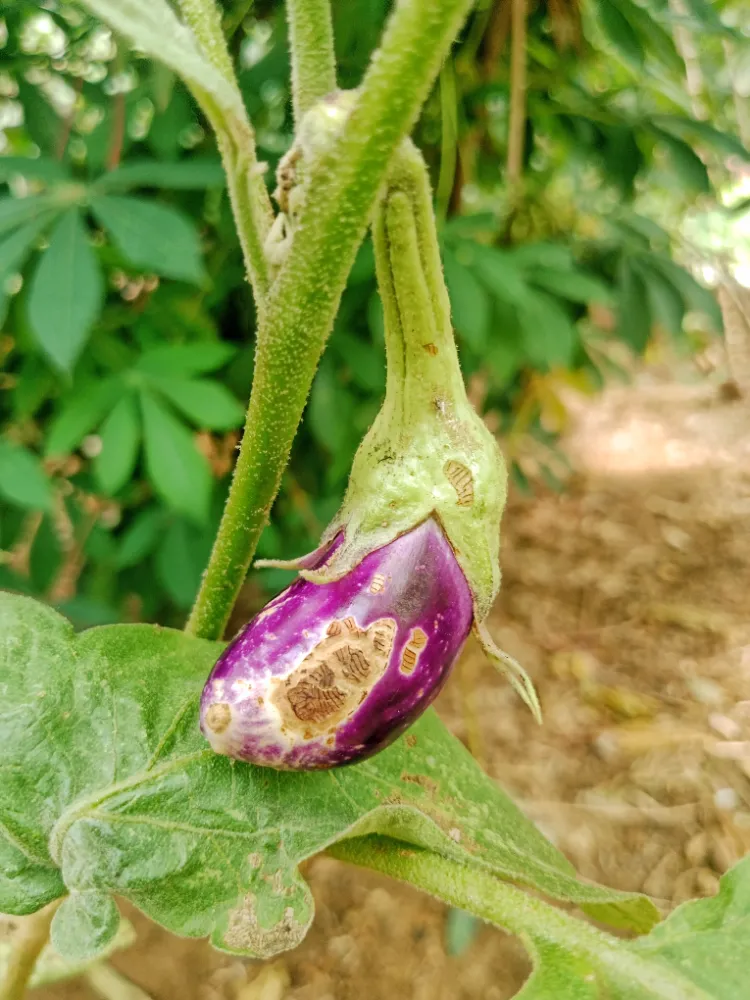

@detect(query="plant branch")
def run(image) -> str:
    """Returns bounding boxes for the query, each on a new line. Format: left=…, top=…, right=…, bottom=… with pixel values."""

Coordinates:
left=506, top=0, right=527, bottom=186
left=79, top=0, right=274, bottom=307
left=177, top=0, right=236, bottom=82
left=177, top=0, right=274, bottom=305
left=0, top=899, right=63, bottom=1000
left=329, top=837, right=704, bottom=1000
left=186, top=0, right=475, bottom=640
left=287, top=0, right=337, bottom=123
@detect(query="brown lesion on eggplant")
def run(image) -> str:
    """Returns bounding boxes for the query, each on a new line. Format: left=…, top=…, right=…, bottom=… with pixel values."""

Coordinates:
left=272, top=616, right=396, bottom=739
left=204, top=702, right=232, bottom=734
left=444, top=460, right=474, bottom=507
left=399, top=627, right=428, bottom=675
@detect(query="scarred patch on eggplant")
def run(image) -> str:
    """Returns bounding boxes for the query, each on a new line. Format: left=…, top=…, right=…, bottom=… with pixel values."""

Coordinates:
left=271, top=617, right=396, bottom=739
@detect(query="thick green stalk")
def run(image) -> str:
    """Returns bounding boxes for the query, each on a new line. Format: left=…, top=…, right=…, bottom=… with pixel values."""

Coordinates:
left=186, top=0, right=475, bottom=640
left=329, top=837, right=705, bottom=1000
left=287, top=0, right=337, bottom=123
left=0, top=899, right=63, bottom=1000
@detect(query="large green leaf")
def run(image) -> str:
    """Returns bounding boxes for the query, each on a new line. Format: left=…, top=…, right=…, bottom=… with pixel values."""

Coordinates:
left=0, top=441, right=53, bottom=512
left=27, top=209, right=104, bottom=373
left=93, top=393, right=141, bottom=495
left=0, top=594, right=656, bottom=962
left=91, top=195, right=205, bottom=285
left=517, top=856, right=750, bottom=998
left=529, top=267, right=613, bottom=305
left=0, top=214, right=58, bottom=323
left=617, top=257, right=651, bottom=353
left=140, top=390, right=212, bottom=523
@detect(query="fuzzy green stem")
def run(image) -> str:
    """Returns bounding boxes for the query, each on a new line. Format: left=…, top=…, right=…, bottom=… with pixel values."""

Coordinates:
left=187, top=0, right=475, bottom=640
left=329, top=837, right=705, bottom=1000
left=177, top=0, right=235, bottom=82
left=177, top=0, right=274, bottom=304
left=0, top=898, right=63, bottom=1000
left=287, top=0, right=337, bottom=123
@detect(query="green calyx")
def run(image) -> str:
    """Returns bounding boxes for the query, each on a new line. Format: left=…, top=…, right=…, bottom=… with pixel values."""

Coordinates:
left=308, top=139, right=507, bottom=621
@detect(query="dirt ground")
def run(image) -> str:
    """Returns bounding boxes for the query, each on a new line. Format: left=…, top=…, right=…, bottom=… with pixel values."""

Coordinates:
left=35, top=368, right=750, bottom=1000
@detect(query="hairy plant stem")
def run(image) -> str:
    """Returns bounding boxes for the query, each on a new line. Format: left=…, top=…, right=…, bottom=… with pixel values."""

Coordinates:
left=329, top=837, right=705, bottom=1000
left=187, top=0, right=475, bottom=640
left=287, top=0, right=337, bottom=123
left=0, top=898, right=63, bottom=1000
left=177, top=0, right=274, bottom=304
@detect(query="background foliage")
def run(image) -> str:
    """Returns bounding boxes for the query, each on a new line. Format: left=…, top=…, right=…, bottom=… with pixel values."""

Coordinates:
left=0, top=0, right=748, bottom=629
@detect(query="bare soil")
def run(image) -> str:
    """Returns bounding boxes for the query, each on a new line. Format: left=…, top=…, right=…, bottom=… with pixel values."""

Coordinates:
left=36, top=371, right=750, bottom=1000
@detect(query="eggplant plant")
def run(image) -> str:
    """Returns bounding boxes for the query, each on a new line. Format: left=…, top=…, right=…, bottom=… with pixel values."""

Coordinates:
left=1, top=1, right=749, bottom=998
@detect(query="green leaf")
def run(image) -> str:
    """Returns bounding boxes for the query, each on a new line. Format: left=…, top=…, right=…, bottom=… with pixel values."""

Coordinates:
left=155, top=518, right=213, bottom=608
left=0, top=214, right=58, bottom=323
left=650, top=116, right=750, bottom=161
left=91, top=195, right=205, bottom=285
left=518, top=292, right=578, bottom=368
left=596, top=0, right=644, bottom=67
left=0, top=215, right=55, bottom=276
left=51, top=892, right=121, bottom=963
left=633, top=259, right=685, bottom=338
left=135, top=342, right=236, bottom=376
left=0, top=158, right=70, bottom=185
left=530, top=267, right=613, bottom=305
left=93, top=158, right=225, bottom=193
left=140, top=390, right=212, bottom=524
left=149, top=376, right=245, bottom=431
left=0, top=594, right=656, bottom=962
left=617, top=257, right=651, bottom=353
left=516, top=856, right=750, bottom=998
left=610, top=0, right=683, bottom=73
left=442, top=247, right=491, bottom=350
left=76, top=0, right=248, bottom=129
left=115, top=507, right=167, bottom=569
left=471, top=244, right=530, bottom=306
left=308, top=361, right=356, bottom=456
left=647, top=254, right=722, bottom=330
left=0, top=440, right=53, bottom=511
left=45, top=379, right=121, bottom=457
left=93, top=393, right=141, bottom=495
left=27, top=209, right=104, bottom=373
left=0, top=195, right=58, bottom=237
left=653, top=131, right=711, bottom=194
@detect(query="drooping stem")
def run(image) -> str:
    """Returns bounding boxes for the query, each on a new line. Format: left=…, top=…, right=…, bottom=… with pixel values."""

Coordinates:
left=0, top=898, right=63, bottom=1000
left=287, top=0, right=337, bottom=124
left=329, top=837, right=703, bottom=1000
left=506, top=0, right=527, bottom=186
left=177, top=0, right=274, bottom=304
left=177, top=0, right=236, bottom=82
left=186, top=0, right=475, bottom=640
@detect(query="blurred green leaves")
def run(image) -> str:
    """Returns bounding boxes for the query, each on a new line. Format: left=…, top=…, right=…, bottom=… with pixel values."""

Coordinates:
left=28, top=209, right=103, bottom=372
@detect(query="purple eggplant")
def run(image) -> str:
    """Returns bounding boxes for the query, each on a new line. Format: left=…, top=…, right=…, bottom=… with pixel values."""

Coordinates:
left=200, top=518, right=472, bottom=770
